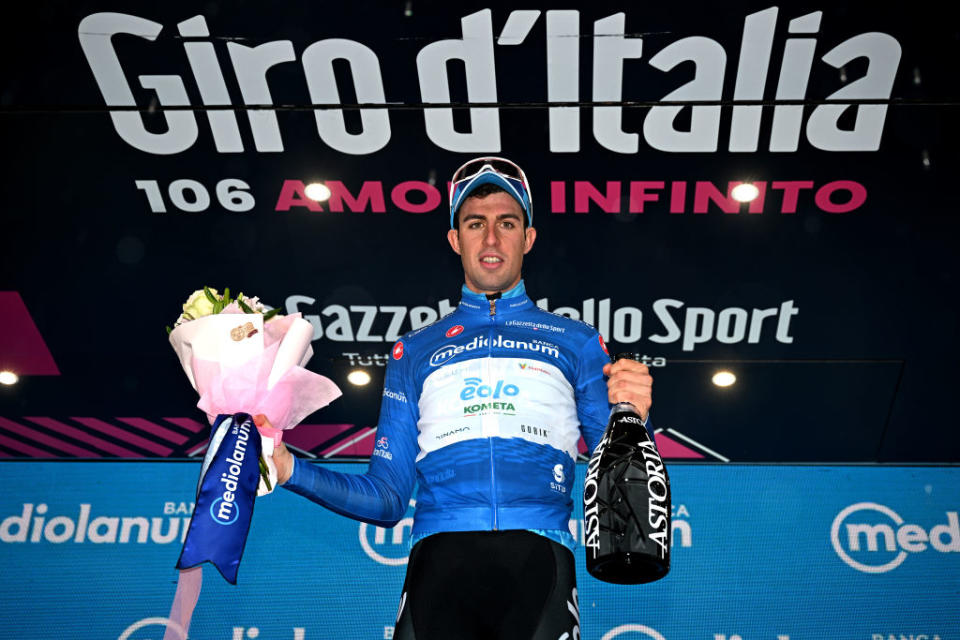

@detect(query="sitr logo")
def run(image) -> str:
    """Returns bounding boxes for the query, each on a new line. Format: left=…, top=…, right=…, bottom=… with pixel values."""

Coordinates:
left=830, top=502, right=960, bottom=574
left=553, top=464, right=565, bottom=484
left=359, top=499, right=415, bottom=566
left=601, top=624, right=667, bottom=640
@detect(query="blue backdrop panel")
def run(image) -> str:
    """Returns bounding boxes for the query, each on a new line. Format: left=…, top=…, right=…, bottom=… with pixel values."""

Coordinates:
left=1, top=462, right=957, bottom=640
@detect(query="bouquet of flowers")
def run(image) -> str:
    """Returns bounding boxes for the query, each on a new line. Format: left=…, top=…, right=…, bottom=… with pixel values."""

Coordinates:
left=163, top=287, right=341, bottom=639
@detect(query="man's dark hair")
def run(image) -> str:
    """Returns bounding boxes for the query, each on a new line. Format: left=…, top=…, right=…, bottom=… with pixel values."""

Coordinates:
left=453, top=183, right=528, bottom=229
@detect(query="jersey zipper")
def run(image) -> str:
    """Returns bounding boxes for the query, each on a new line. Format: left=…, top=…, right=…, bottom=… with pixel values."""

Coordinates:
left=487, top=296, right=498, bottom=530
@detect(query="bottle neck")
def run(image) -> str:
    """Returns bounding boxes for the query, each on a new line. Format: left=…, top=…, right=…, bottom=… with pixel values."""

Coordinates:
left=609, top=401, right=639, bottom=418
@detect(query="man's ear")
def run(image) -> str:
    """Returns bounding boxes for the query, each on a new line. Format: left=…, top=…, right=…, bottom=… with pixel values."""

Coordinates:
left=447, top=228, right=461, bottom=255
left=523, top=227, right=537, bottom=255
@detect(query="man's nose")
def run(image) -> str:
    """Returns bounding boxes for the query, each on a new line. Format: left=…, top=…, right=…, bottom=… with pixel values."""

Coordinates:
left=483, top=224, right=499, bottom=245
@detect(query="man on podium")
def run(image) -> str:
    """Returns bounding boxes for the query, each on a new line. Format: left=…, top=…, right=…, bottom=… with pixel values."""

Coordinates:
left=263, top=157, right=653, bottom=639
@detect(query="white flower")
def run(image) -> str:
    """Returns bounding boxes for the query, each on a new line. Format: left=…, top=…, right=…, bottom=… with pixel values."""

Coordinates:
left=169, top=287, right=281, bottom=334
left=182, top=288, right=218, bottom=321
left=238, top=294, right=266, bottom=313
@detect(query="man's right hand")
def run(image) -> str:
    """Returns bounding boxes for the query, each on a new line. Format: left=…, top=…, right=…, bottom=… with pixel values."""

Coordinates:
left=254, top=414, right=294, bottom=485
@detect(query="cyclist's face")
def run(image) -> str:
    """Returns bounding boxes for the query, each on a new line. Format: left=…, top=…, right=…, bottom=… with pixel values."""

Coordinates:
left=447, top=192, right=536, bottom=295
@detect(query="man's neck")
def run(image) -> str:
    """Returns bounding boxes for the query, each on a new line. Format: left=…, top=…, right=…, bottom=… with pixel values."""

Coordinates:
left=461, top=280, right=525, bottom=300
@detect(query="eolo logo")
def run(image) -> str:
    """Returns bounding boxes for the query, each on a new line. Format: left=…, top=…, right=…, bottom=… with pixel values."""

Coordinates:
left=830, top=503, right=960, bottom=573
left=460, top=377, right=519, bottom=401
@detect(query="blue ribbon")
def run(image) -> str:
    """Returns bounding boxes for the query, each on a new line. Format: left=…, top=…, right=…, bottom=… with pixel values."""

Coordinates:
left=176, top=413, right=261, bottom=584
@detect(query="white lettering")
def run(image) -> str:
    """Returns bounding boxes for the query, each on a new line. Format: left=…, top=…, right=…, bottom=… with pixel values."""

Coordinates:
left=612, top=306, right=643, bottom=343
left=79, top=10, right=902, bottom=156
left=644, top=36, right=726, bottom=152
left=285, top=295, right=796, bottom=351
left=806, top=33, right=901, bottom=151
left=592, top=13, right=643, bottom=153
left=729, top=8, right=778, bottom=152
left=417, top=10, right=500, bottom=152
left=352, top=305, right=383, bottom=342
left=78, top=13, right=197, bottom=154
left=227, top=40, right=296, bottom=152
left=546, top=11, right=580, bottom=152
left=302, top=38, right=391, bottom=154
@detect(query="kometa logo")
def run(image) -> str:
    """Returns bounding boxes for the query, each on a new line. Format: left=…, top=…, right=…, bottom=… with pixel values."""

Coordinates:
left=830, top=502, right=960, bottom=573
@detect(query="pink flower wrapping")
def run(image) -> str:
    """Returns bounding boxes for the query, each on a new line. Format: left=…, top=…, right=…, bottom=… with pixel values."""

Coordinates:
left=170, top=311, right=342, bottom=436
left=163, top=310, right=340, bottom=640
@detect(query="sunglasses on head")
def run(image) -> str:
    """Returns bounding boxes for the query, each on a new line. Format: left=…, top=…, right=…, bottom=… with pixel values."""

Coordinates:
left=449, top=156, right=533, bottom=228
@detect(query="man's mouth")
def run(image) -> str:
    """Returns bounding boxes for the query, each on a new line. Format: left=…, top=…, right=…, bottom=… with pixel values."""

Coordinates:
left=480, top=256, right=503, bottom=265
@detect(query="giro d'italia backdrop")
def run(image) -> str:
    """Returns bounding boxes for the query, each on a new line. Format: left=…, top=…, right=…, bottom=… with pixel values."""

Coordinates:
left=1, top=1, right=959, bottom=638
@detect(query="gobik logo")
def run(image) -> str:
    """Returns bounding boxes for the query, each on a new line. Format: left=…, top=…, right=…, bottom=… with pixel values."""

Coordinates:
left=359, top=499, right=415, bottom=566
left=831, top=502, right=960, bottom=573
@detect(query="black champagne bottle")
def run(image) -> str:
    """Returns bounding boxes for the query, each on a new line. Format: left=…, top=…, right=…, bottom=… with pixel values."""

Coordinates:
left=584, top=353, right=671, bottom=584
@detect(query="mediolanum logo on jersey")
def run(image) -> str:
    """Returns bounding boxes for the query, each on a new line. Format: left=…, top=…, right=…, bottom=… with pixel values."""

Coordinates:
left=831, top=502, right=960, bottom=573
left=430, top=334, right=561, bottom=367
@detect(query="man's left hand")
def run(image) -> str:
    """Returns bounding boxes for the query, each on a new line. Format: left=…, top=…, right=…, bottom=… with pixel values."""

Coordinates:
left=603, top=359, right=653, bottom=421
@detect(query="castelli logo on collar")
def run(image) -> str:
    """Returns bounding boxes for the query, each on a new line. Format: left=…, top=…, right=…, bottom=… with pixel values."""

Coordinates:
left=598, top=335, right=609, bottom=355
left=446, top=325, right=465, bottom=338
left=392, top=342, right=404, bottom=360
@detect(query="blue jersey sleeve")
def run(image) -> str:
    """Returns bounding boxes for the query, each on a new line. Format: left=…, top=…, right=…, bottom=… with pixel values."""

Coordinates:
left=575, top=332, right=612, bottom=454
left=282, top=340, right=421, bottom=528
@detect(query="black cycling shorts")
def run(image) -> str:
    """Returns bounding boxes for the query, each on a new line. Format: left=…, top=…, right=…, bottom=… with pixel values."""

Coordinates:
left=392, top=530, right=581, bottom=640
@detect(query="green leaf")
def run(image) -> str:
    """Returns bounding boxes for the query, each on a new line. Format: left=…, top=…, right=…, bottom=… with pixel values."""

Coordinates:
left=203, top=286, right=218, bottom=304
left=258, top=455, right=272, bottom=492
left=166, top=325, right=173, bottom=335
left=223, top=287, right=231, bottom=304
left=263, top=308, right=281, bottom=322
left=238, top=298, right=254, bottom=314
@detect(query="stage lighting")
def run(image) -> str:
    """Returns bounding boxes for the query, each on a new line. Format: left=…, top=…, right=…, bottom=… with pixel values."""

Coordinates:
left=711, top=371, right=736, bottom=387
left=305, top=182, right=332, bottom=201
left=731, top=183, right=759, bottom=203
left=347, top=370, right=371, bottom=386
left=0, top=371, right=19, bottom=385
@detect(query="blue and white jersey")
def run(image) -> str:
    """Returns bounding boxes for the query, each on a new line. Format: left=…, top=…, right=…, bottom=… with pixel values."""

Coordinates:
left=285, top=281, right=611, bottom=541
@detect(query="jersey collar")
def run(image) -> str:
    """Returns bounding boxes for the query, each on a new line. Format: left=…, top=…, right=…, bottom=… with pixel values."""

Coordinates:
left=457, top=280, right=535, bottom=315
